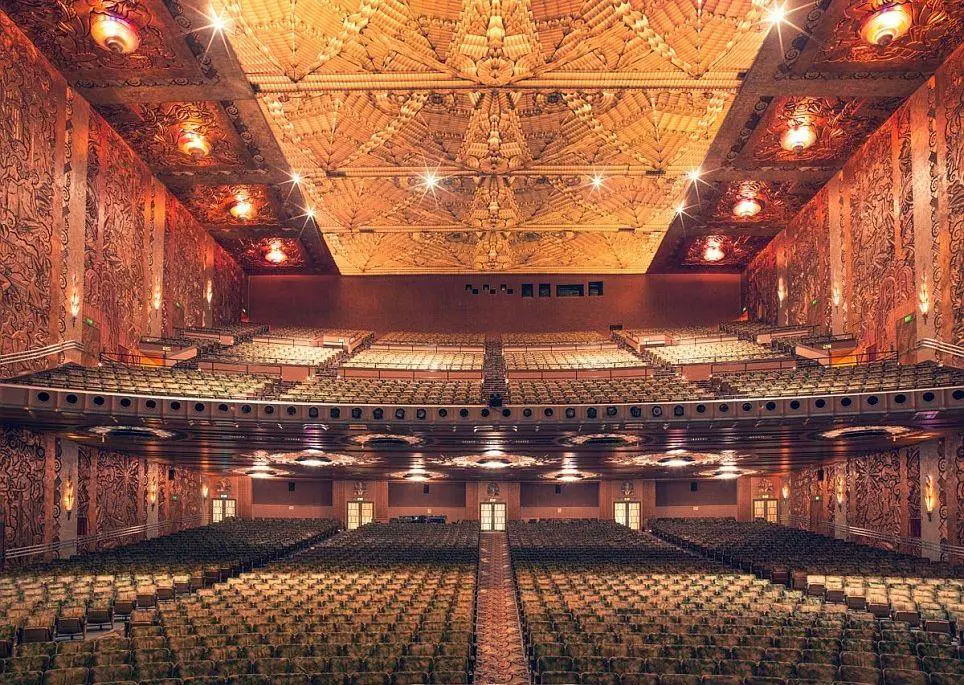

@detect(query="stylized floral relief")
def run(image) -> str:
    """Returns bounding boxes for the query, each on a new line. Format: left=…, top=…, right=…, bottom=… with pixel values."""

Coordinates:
left=94, top=450, right=141, bottom=542
left=785, top=189, right=831, bottom=328
left=0, top=427, right=48, bottom=550
left=162, top=195, right=208, bottom=331
left=907, top=447, right=921, bottom=526
left=0, top=12, right=59, bottom=373
left=213, top=244, right=245, bottom=325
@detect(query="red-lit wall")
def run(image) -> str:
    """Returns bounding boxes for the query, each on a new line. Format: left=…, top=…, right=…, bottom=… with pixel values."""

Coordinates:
left=744, top=45, right=964, bottom=364
left=247, top=274, right=741, bottom=332
left=0, top=11, right=244, bottom=375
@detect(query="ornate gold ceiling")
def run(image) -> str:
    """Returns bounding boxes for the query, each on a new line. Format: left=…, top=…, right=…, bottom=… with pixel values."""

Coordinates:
left=212, top=0, right=771, bottom=273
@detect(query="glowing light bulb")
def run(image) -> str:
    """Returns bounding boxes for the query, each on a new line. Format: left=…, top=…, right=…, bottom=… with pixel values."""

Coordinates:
left=765, top=3, right=789, bottom=26
left=290, top=172, right=302, bottom=185
left=590, top=174, right=605, bottom=189
left=208, top=8, right=230, bottom=33
left=178, top=129, right=211, bottom=158
left=686, top=168, right=702, bottom=183
left=702, top=238, right=725, bottom=263
left=230, top=196, right=256, bottom=220
left=780, top=124, right=817, bottom=153
left=422, top=172, right=440, bottom=189
left=90, top=13, right=141, bottom=54
left=861, top=5, right=912, bottom=47
left=732, top=197, right=762, bottom=218
left=264, top=241, right=288, bottom=265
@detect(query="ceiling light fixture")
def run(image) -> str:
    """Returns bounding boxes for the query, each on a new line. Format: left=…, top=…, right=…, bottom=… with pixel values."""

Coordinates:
left=422, top=171, right=440, bottom=190
left=685, top=168, right=702, bottom=183
left=264, top=240, right=288, bottom=265
left=714, top=471, right=741, bottom=480
left=590, top=174, right=605, bottom=190
left=555, top=472, right=585, bottom=482
left=294, top=455, right=332, bottom=468
left=207, top=8, right=231, bottom=33
left=230, top=195, right=256, bottom=220
left=764, top=3, right=789, bottom=26
left=290, top=172, right=302, bottom=185
left=780, top=124, right=818, bottom=154
left=178, top=129, right=211, bottom=158
left=657, top=455, right=696, bottom=468
left=732, top=183, right=764, bottom=218
left=861, top=4, right=913, bottom=47
left=702, top=237, right=726, bottom=263
left=90, top=12, right=141, bottom=54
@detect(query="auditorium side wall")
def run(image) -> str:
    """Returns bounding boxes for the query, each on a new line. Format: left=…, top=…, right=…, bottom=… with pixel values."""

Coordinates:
left=0, top=11, right=244, bottom=376
left=744, top=45, right=964, bottom=364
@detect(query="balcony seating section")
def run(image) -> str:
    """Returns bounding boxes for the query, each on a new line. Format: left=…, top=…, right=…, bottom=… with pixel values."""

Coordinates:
left=648, top=341, right=784, bottom=365
left=0, top=519, right=340, bottom=651
left=502, top=332, right=610, bottom=346
left=623, top=327, right=722, bottom=339
left=652, top=518, right=964, bottom=629
left=198, top=343, right=342, bottom=367
left=341, top=349, right=484, bottom=372
left=510, top=520, right=964, bottom=685
left=4, top=363, right=277, bottom=399
left=279, top=376, right=485, bottom=405
left=183, top=324, right=268, bottom=339
left=376, top=331, right=486, bottom=346
left=509, top=375, right=713, bottom=404
left=504, top=348, right=645, bottom=371
left=265, top=327, right=372, bottom=342
left=714, top=361, right=964, bottom=398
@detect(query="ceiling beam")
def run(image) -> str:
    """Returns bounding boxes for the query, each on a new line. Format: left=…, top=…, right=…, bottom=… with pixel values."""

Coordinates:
left=317, top=224, right=666, bottom=234
left=248, top=71, right=746, bottom=93
left=307, top=165, right=670, bottom=178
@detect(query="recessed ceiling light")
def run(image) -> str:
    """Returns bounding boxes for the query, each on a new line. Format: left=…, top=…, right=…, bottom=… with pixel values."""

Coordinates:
left=714, top=471, right=741, bottom=480
left=685, top=168, right=702, bottom=182
left=294, top=455, right=331, bottom=467
left=208, top=8, right=231, bottom=33
left=422, top=171, right=440, bottom=190
left=264, top=240, right=288, bottom=265
left=764, top=3, right=789, bottom=26
left=732, top=197, right=762, bottom=218
left=590, top=174, right=605, bottom=189
left=702, top=237, right=725, bottom=263
left=290, top=172, right=302, bottom=185
left=861, top=5, right=912, bottom=47
left=90, top=13, right=141, bottom=54
left=555, top=472, right=584, bottom=482
left=657, top=455, right=696, bottom=468
left=780, top=124, right=817, bottom=153
left=177, top=129, right=211, bottom=158
left=230, top=196, right=256, bottom=220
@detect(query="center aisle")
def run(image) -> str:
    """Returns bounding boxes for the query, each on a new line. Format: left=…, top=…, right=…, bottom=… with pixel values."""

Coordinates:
left=474, top=531, right=532, bottom=685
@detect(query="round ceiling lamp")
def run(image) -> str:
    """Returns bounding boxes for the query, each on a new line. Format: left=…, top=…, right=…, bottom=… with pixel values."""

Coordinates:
left=780, top=124, right=818, bottom=154
left=861, top=4, right=913, bottom=47
left=702, top=237, right=726, bottom=263
left=230, top=196, right=256, bottom=220
left=264, top=240, right=287, bottom=265
left=177, top=129, right=211, bottom=159
left=732, top=196, right=763, bottom=218
left=657, top=454, right=696, bottom=468
left=90, top=13, right=141, bottom=54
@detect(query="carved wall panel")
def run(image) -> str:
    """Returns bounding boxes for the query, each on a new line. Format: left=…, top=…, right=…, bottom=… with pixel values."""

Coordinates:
left=213, top=243, right=245, bottom=325
left=0, top=12, right=60, bottom=374
left=0, top=427, right=49, bottom=550
left=162, top=195, right=209, bottom=330
left=94, top=450, right=141, bottom=539
left=745, top=46, right=962, bottom=356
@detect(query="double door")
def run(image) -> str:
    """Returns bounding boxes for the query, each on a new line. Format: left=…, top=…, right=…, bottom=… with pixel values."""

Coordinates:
left=480, top=502, right=507, bottom=531
left=614, top=501, right=641, bottom=530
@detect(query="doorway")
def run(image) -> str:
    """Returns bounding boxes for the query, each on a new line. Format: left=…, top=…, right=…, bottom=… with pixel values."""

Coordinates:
left=480, top=502, right=507, bottom=531
left=212, top=498, right=236, bottom=523
left=614, top=501, right=641, bottom=530
left=347, top=501, right=374, bottom=530
left=752, top=498, right=779, bottom=523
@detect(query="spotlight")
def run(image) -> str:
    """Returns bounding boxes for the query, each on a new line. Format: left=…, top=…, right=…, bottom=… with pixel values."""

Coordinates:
left=714, top=471, right=741, bottom=480
left=657, top=454, right=695, bottom=468
left=477, top=458, right=512, bottom=469
left=305, top=207, right=316, bottom=220
left=403, top=472, right=429, bottom=482
left=90, top=13, right=141, bottom=54
left=780, top=124, right=817, bottom=154
left=290, top=172, right=302, bottom=185
left=177, top=129, right=211, bottom=158
left=764, top=3, right=789, bottom=26
left=732, top=197, right=762, bottom=219
left=590, top=174, right=605, bottom=189
left=422, top=171, right=440, bottom=190
left=208, top=8, right=231, bottom=33
left=685, top=168, right=702, bottom=183
left=861, top=5, right=912, bottom=47
left=248, top=470, right=274, bottom=479
left=294, top=455, right=331, bottom=468
left=674, top=203, right=686, bottom=216
left=230, top=196, right=256, bottom=220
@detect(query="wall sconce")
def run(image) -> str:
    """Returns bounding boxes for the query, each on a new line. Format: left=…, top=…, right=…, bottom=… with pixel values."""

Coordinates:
left=152, top=284, right=162, bottom=311
left=205, top=279, right=213, bottom=305
left=918, top=280, right=930, bottom=322
left=62, top=473, right=75, bottom=520
left=781, top=484, right=789, bottom=501
left=832, top=284, right=841, bottom=309
left=201, top=484, right=209, bottom=499
left=777, top=277, right=787, bottom=304
left=147, top=478, right=159, bottom=509
left=69, top=275, right=81, bottom=323
left=834, top=477, right=844, bottom=510
left=923, top=475, right=936, bottom=522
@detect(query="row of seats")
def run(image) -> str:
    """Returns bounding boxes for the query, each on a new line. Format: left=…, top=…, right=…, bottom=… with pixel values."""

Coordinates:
left=341, top=350, right=484, bottom=372
left=650, top=519, right=964, bottom=627
left=0, top=520, right=340, bottom=648
left=509, top=520, right=963, bottom=685
left=715, top=362, right=964, bottom=397
left=198, top=343, right=341, bottom=367
left=502, top=332, right=610, bottom=345
left=6, top=364, right=276, bottom=400
left=505, top=348, right=645, bottom=371
left=647, top=342, right=784, bottom=365
left=278, top=377, right=484, bottom=405
left=375, top=332, right=485, bottom=346
left=508, top=376, right=713, bottom=404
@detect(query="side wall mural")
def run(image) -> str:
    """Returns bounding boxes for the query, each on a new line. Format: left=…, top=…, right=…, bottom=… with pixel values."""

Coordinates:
left=0, top=426, right=203, bottom=558
left=0, top=12, right=244, bottom=375
left=761, top=432, right=964, bottom=560
left=745, top=45, right=964, bottom=359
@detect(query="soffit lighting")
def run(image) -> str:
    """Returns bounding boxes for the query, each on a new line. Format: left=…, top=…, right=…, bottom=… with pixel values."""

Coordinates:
left=230, top=196, right=256, bottom=220
left=555, top=472, right=584, bottom=482
left=861, top=4, right=913, bottom=47
left=702, top=237, right=726, bottom=263
left=90, top=13, right=141, bottom=54
left=178, top=129, right=211, bottom=158
left=780, top=124, right=818, bottom=154
left=733, top=196, right=763, bottom=218
left=264, top=240, right=287, bottom=265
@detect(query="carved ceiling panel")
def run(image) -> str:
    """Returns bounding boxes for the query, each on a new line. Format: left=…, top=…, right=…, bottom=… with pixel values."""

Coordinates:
left=96, top=101, right=264, bottom=174
left=0, top=0, right=213, bottom=87
left=677, top=233, right=772, bottom=268
left=211, top=0, right=770, bottom=273
left=177, top=184, right=285, bottom=228
left=216, top=236, right=311, bottom=271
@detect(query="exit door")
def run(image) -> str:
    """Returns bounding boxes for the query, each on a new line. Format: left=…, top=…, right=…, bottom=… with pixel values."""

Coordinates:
left=480, top=502, right=506, bottom=531
left=614, top=501, right=641, bottom=530
left=347, top=501, right=374, bottom=530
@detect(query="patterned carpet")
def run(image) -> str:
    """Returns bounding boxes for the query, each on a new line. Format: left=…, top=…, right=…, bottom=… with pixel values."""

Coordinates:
left=475, top=532, right=532, bottom=685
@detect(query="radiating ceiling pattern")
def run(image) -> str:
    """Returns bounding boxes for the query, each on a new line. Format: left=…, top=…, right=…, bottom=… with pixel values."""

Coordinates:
left=213, top=0, right=771, bottom=273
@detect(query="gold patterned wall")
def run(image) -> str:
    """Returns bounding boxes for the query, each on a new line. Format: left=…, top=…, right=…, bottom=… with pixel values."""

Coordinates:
left=213, top=0, right=770, bottom=273
left=0, top=11, right=244, bottom=373
left=745, top=45, right=964, bottom=357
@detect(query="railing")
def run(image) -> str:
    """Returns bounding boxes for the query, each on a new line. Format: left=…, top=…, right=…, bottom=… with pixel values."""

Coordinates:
left=917, top=338, right=964, bottom=360
left=786, top=516, right=964, bottom=562
left=3, top=516, right=203, bottom=563
left=0, top=340, right=84, bottom=368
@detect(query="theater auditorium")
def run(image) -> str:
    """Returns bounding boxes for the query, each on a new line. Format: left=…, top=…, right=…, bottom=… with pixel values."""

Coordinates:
left=0, top=1, right=963, bottom=685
